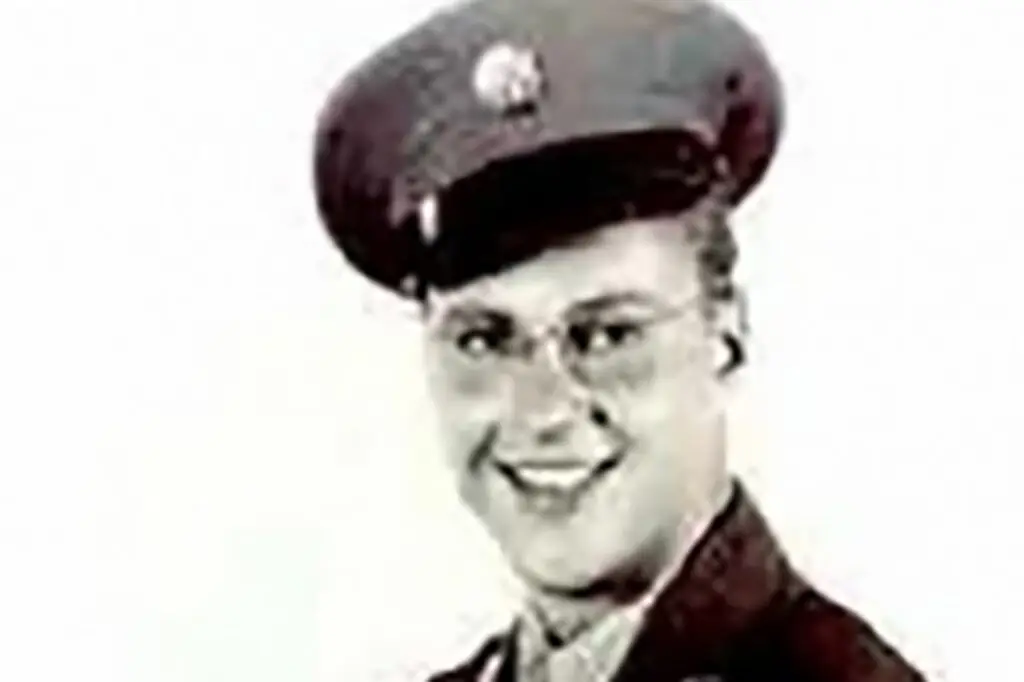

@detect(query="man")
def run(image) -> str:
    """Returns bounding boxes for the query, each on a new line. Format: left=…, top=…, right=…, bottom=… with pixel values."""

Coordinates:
left=313, top=0, right=925, bottom=679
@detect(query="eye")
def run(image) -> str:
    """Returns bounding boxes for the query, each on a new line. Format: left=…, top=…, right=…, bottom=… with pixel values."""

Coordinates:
left=569, top=321, right=643, bottom=355
left=454, top=327, right=509, bottom=358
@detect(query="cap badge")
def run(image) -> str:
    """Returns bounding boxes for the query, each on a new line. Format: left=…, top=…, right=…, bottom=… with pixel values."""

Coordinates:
left=472, top=42, right=545, bottom=114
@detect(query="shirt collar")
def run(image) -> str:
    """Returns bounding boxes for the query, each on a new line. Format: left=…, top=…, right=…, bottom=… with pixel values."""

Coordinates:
left=515, top=597, right=645, bottom=681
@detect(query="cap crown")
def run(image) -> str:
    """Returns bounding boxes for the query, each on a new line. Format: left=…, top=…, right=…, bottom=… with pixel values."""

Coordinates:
left=314, top=0, right=784, bottom=294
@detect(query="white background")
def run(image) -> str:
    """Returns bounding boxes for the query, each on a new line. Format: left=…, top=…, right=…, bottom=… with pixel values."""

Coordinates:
left=0, top=0, right=1018, bottom=680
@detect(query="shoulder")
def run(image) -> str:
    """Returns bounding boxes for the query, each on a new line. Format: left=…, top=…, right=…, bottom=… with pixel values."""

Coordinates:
left=762, top=587, right=927, bottom=682
left=425, top=635, right=506, bottom=682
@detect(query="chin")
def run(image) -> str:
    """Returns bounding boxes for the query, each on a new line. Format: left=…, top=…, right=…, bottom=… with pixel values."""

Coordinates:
left=512, top=540, right=647, bottom=598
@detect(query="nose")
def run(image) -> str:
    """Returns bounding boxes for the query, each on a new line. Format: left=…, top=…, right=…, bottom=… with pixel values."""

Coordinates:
left=501, top=347, right=595, bottom=447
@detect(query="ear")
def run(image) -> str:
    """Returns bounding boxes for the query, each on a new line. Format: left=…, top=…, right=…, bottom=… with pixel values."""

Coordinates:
left=709, top=286, right=749, bottom=381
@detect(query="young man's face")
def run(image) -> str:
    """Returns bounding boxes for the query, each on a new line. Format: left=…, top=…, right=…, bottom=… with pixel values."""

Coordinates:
left=421, top=217, right=730, bottom=596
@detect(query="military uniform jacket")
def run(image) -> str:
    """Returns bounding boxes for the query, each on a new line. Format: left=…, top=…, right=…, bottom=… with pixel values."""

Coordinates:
left=429, top=484, right=925, bottom=682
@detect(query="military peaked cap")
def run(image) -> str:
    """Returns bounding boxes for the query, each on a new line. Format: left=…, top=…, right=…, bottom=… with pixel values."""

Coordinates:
left=314, top=0, right=784, bottom=296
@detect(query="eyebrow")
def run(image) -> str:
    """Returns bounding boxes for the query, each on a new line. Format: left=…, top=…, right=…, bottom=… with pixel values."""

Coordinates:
left=434, top=291, right=663, bottom=328
left=564, top=291, right=662, bottom=316
left=435, top=304, right=515, bottom=330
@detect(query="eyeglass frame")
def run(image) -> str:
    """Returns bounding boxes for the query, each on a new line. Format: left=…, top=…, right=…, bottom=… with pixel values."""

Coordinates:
left=422, top=292, right=711, bottom=391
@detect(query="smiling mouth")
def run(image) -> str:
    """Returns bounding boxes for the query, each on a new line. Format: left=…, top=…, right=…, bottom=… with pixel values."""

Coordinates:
left=493, top=451, right=624, bottom=499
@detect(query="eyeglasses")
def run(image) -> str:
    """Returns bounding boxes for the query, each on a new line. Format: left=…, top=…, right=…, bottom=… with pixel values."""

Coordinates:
left=426, top=295, right=703, bottom=394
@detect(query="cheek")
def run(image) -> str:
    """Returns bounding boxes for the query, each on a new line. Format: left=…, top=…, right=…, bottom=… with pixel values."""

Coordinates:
left=605, top=343, right=723, bottom=489
left=608, top=340, right=716, bottom=424
left=428, top=384, right=503, bottom=469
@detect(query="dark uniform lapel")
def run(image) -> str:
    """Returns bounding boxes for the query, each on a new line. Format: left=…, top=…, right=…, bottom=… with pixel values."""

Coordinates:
left=608, top=481, right=925, bottom=682
left=429, top=481, right=925, bottom=682
left=608, top=481, right=800, bottom=682
left=429, top=481, right=798, bottom=682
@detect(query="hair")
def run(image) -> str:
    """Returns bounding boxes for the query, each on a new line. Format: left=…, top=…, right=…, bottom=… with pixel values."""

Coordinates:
left=678, top=192, right=746, bottom=374
left=682, top=195, right=739, bottom=315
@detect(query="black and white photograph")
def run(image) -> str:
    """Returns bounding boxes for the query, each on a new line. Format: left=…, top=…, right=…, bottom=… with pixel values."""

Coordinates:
left=1, top=0, right=1020, bottom=680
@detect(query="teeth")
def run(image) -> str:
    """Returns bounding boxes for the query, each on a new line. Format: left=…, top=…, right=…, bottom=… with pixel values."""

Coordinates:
left=510, top=466, right=596, bottom=490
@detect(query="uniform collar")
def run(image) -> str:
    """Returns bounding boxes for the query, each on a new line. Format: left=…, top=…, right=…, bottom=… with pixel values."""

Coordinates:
left=472, top=479, right=798, bottom=682
left=608, top=479, right=799, bottom=681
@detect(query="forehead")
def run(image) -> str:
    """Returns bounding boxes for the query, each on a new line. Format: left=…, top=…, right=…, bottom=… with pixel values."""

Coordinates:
left=426, top=217, right=701, bottom=321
